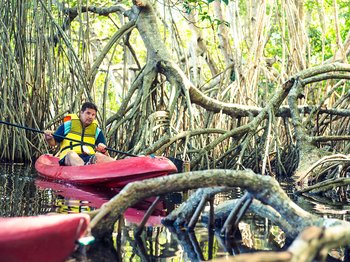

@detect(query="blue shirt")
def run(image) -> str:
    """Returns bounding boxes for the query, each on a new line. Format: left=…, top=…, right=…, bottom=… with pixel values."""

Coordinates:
left=53, top=124, right=106, bottom=145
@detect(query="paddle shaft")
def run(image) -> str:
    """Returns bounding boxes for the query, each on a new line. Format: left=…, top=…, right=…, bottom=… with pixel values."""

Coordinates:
left=0, top=120, right=137, bottom=157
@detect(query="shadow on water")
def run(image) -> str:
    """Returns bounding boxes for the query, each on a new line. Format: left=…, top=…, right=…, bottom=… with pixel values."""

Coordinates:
left=0, top=164, right=347, bottom=261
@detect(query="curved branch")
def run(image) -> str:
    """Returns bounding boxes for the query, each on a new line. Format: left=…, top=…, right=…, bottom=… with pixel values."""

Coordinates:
left=89, top=169, right=321, bottom=239
left=142, top=128, right=227, bottom=155
left=62, top=5, right=127, bottom=30
left=87, top=21, right=136, bottom=87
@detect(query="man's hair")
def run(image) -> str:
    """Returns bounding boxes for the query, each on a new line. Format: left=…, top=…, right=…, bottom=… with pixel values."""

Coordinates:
left=80, top=102, right=98, bottom=112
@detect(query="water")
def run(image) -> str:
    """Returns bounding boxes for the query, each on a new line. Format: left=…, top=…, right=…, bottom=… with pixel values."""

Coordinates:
left=0, top=164, right=344, bottom=261
left=0, top=164, right=44, bottom=216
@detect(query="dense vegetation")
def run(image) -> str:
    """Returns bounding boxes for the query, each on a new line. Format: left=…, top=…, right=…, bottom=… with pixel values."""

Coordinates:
left=2, top=0, right=350, bottom=260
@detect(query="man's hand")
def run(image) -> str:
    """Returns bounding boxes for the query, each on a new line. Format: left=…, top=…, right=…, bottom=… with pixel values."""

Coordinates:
left=44, top=130, right=56, bottom=146
left=44, top=130, right=53, bottom=140
left=96, top=143, right=107, bottom=154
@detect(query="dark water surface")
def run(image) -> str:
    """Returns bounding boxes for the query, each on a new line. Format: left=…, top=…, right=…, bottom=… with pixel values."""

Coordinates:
left=0, top=164, right=347, bottom=261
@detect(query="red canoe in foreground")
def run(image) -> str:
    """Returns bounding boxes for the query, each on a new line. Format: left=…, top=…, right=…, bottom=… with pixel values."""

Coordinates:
left=0, top=214, right=89, bottom=262
left=35, top=154, right=177, bottom=187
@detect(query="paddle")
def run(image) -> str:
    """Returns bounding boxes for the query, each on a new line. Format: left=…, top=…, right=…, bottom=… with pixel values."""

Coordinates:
left=0, top=120, right=137, bottom=157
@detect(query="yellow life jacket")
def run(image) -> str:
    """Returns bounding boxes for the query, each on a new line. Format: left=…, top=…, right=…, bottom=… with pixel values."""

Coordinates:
left=59, top=114, right=99, bottom=159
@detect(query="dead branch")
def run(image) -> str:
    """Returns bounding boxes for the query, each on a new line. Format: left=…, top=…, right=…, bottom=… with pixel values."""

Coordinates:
left=296, top=154, right=350, bottom=183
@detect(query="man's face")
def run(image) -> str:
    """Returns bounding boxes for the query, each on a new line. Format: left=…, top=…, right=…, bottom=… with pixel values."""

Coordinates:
left=80, top=108, right=97, bottom=127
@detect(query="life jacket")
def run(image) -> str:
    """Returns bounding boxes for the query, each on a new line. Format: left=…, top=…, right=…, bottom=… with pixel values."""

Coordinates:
left=59, top=114, right=101, bottom=159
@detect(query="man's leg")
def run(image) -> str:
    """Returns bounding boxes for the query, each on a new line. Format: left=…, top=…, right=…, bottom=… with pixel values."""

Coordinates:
left=65, top=151, right=85, bottom=166
left=95, top=152, right=115, bottom=163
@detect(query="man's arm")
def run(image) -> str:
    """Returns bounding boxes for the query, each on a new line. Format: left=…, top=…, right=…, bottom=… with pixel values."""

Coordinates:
left=44, top=124, right=65, bottom=147
left=95, top=131, right=108, bottom=154
left=44, top=131, right=57, bottom=146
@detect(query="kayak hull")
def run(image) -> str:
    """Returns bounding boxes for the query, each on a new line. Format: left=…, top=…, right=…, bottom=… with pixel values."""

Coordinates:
left=35, top=154, right=177, bottom=187
left=0, top=214, right=89, bottom=262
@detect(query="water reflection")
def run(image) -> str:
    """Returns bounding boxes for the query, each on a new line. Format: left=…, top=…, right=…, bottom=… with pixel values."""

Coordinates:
left=35, top=179, right=115, bottom=211
left=295, top=194, right=350, bottom=217
left=0, top=164, right=47, bottom=216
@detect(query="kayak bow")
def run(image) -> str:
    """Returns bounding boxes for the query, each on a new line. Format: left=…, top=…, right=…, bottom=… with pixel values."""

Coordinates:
left=0, top=214, right=90, bottom=262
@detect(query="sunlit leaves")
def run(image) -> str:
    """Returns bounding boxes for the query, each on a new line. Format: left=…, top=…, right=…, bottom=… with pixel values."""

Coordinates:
left=182, top=0, right=230, bottom=28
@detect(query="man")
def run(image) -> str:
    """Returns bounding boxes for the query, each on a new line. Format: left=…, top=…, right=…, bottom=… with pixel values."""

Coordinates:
left=44, top=102, right=114, bottom=166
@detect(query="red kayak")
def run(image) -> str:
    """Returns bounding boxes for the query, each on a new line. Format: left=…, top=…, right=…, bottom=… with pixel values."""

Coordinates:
left=0, top=213, right=89, bottom=262
left=35, top=154, right=177, bottom=187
